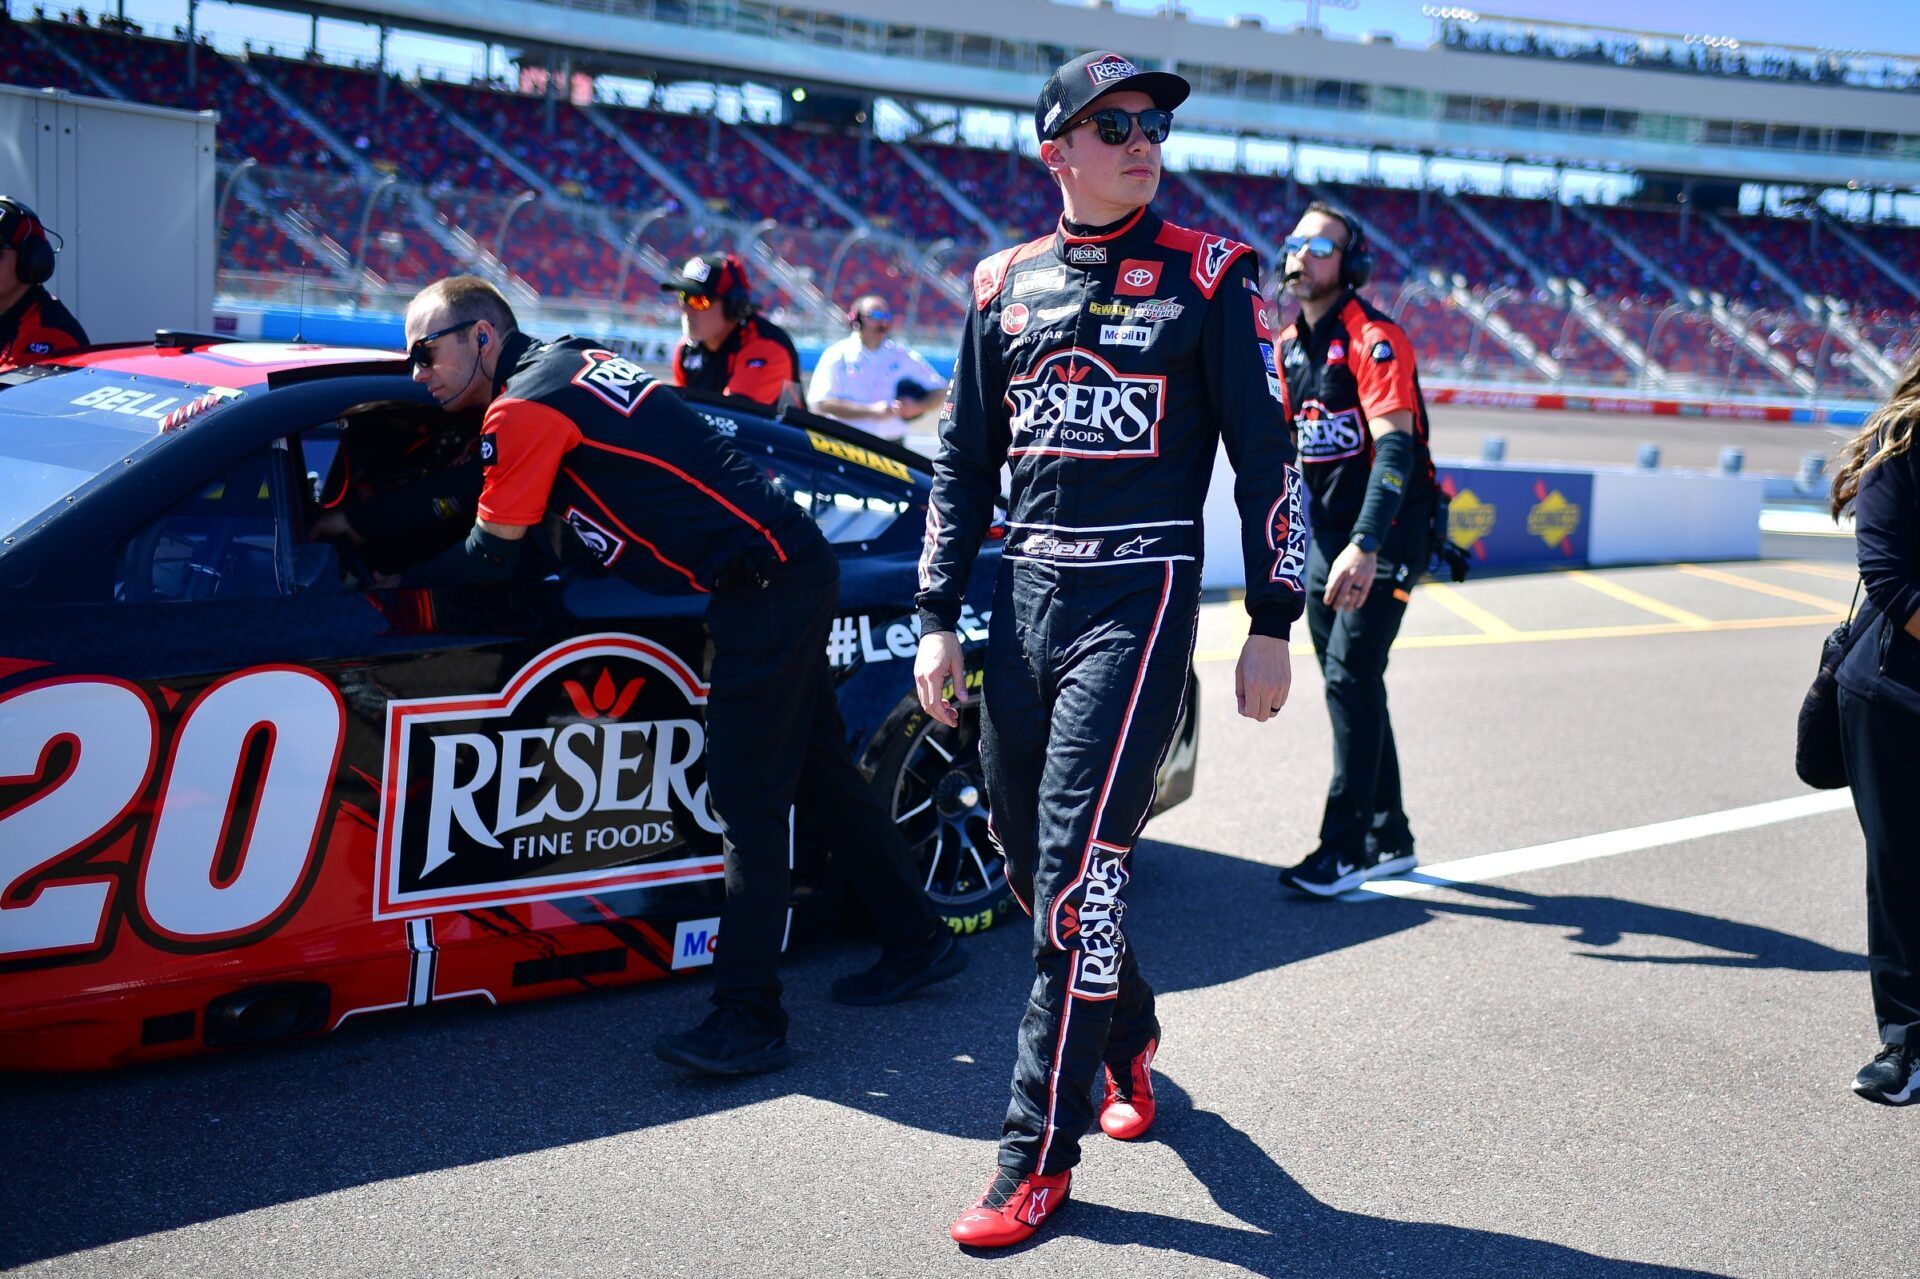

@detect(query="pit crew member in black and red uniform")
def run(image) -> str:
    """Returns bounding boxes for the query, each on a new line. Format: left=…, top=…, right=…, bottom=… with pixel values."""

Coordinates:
left=1272, top=203, right=1438, bottom=899
left=0, top=197, right=87, bottom=372
left=661, top=251, right=802, bottom=410
left=913, top=53, right=1307, bottom=1249
left=403, top=276, right=964, bottom=1076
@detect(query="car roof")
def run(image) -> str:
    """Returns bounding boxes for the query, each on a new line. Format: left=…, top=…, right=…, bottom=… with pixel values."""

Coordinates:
left=43, top=339, right=407, bottom=389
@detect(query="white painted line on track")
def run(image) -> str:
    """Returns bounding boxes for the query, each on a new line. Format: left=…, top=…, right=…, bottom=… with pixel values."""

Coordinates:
left=1345, top=790, right=1856, bottom=902
left=1762, top=508, right=1853, bottom=537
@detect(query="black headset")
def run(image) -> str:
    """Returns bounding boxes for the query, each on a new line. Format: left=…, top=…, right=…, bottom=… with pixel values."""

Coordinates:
left=0, top=197, right=57, bottom=287
left=713, top=253, right=755, bottom=322
left=1320, top=205, right=1374, bottom=291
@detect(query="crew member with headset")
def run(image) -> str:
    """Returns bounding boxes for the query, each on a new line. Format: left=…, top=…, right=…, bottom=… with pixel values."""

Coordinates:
left=400, top=275, right=965, bottom=1076
left=661, top=251, right=802, bottom=410
left=0, top=197, right=87, bottom=371
left=1272, top=201, right=1439, bottom=899
left=807, top=293, right=947, bottom=446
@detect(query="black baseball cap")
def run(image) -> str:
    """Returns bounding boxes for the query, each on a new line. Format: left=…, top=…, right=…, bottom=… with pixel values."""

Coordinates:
left=1035, top=51, right=1190, bottom=143
left=660, top=251, right=750, bottom=299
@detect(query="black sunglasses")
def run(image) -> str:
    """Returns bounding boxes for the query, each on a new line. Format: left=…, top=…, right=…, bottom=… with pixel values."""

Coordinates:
left=1069, top=107, right=1173, bottom=146
left=407, top=319, right=479, bottom=371
left=1284, top=234, right=1345, bottom=260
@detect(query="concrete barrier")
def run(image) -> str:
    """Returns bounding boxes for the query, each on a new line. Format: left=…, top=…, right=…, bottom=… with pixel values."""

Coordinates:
left=1200, top=447, right=1762, bottom=588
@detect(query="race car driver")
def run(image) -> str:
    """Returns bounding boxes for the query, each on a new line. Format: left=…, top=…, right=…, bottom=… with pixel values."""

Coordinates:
left=914, top=52, right=1308, bottom=1248
left=1271, top=203, right=1438, bottom=899
left=661, top=251, right=802, bottom=410
left=0, top=197, right=87, bottom=372
left=403, top=275, right=964, bottom=1075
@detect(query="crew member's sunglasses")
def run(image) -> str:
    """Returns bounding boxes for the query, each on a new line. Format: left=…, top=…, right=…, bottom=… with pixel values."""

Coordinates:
left=1068, top=107, right=1174, bottom=146
left=1284, top=234, right=1346, bottom=260
left=676, top=290, right=716, bottom=311
left=406, top=319, right=479, bottom=371
left=858, top=308, right=892, bottom=325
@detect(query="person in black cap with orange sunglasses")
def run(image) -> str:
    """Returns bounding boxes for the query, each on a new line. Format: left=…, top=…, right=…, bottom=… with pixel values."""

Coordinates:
left=0, top=196, right=87, bottom=372
left=661, top=250, right=802, bottom=410
left=920, top=51, right=1306, bottom=1248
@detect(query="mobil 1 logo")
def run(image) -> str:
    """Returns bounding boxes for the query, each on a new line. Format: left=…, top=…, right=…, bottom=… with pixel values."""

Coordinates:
left=374, top=634, right=728, bottom=918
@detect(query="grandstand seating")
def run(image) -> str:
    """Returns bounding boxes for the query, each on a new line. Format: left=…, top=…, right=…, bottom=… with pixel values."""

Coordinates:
left=261, top=56, right=523, bottom=194
left=424, top=82, right=674, bottom=213
left=770, top=129, right=972, bottom=243
left=910, top=143, right=1058, bottom=241
left=0, top=14, right=108, bottom=95
left=1587, top=207, right=1795, bottom=311
left=1317, top=182, right=1522, bottom=291
left=12, top=13, right=1915, bottom=394
left=35, top=22, right=341, bottom=170
left=1461, top=196, right=1661, bottom=300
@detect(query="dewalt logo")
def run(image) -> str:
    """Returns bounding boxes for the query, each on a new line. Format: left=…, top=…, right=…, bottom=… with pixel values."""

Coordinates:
left=807, top=430, right=912, bottom=482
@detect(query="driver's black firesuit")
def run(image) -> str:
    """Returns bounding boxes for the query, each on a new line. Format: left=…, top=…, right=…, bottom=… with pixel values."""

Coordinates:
left=916, top=205, right=1308, bottom=1177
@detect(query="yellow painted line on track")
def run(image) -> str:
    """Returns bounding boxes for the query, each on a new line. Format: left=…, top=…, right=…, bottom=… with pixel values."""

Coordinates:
left=1565, top=570, right=1711, bottom=628
left=1676, top=563, right=1850, bottom=611
left=1191, top=609, right=1843, bottom=663
left=1773, top=561, right=1858, bottom=583
left=1420, top=581, right=1519, bottom=636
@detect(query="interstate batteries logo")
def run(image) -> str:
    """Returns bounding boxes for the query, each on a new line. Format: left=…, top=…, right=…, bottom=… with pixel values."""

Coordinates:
left=1006, top=348, right=1166, bottom=458
left=373, top=634, right=726, bottom=918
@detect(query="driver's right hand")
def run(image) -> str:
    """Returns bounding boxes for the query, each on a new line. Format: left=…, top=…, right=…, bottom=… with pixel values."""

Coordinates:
left=914, top=630, right=968, bottom=727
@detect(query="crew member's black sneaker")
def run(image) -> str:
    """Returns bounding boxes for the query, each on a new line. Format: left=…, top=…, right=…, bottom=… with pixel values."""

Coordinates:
left=831, top=930, right=968, bottom=1006
left=1278, top=847, right=1370, bottom=897
left=1366, top=842, right=1418, bottom=880
left=1852, top=1042, right=1919, bottom=1106
left=654, top=1005, right=792, bottom=1076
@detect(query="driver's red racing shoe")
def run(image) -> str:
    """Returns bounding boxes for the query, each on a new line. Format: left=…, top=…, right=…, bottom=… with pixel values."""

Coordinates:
left=1098, top=1037, right=1158, bottom=1141
left=949, top=1168, right=1071, bottom=1248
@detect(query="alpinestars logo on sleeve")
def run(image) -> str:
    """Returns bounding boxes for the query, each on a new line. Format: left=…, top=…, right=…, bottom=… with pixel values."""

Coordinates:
left=1193, top=235, right=1237, bottom=293
left=572, top=349, right=660, bottom=417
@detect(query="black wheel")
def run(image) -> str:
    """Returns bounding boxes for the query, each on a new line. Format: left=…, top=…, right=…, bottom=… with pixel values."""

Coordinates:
left=870, top=698, right=1014, bottom=936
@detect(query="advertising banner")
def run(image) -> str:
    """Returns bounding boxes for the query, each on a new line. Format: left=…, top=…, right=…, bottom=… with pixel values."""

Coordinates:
left=1435, top=465, right=1593, bottom=571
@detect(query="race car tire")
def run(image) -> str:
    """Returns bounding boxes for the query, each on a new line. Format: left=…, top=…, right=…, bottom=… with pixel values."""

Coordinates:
left=867, top=693, right=1015, bottom=937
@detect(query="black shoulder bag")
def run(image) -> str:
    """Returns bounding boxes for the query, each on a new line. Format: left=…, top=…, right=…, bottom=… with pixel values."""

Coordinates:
left=1795, top=579, right=1863, bottom=790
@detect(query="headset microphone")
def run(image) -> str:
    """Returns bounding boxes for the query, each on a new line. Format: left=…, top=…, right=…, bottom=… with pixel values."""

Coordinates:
left=436, top=329, right=488, bottom=408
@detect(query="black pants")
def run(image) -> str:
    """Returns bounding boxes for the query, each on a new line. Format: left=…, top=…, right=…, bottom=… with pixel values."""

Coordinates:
left=1306, top=532, right=1417, bottom=858
left=982, top=559, right=1197, bottom=1176
left=704, top=547, right=940, bottom=1028
left=1838, top=685, right=1920, bottom=1047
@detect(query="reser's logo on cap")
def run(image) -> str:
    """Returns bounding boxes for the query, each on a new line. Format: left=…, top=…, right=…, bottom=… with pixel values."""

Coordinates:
left=374, top=635, right=727, bottom=918
left=681, top=256, right=711, bottom=282
left=1087, top=54, right=1138, bottom=86
left=1005, top=348, right=1166, bottom=459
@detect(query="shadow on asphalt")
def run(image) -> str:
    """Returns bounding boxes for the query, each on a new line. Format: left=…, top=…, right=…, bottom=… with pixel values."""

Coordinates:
left=1050, top=1078, right=1733, bottom=1278
left=4, top=837, right=1856, bottom=1267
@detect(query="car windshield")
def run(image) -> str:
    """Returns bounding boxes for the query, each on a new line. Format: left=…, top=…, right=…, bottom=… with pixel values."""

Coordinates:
left=0, top=367, right=239, bottom=540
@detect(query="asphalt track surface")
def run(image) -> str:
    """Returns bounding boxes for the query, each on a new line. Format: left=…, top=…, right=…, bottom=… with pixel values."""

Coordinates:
left=7, top=410, right=1903, bottom=1279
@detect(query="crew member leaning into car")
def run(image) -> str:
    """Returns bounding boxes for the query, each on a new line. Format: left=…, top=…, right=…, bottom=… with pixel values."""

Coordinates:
left=0, top=196, right=87, bottom=372
left=399, top=275, right=965, bottom=1075
left=662, top=251, right=802, bottom=411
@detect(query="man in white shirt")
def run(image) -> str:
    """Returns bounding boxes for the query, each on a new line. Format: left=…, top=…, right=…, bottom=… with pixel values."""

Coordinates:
left=807, top=294, right=948, bottom=445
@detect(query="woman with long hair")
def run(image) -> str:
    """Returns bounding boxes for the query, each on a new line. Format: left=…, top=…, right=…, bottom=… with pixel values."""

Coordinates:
left=1830, top=347, right=1920, bottom=1106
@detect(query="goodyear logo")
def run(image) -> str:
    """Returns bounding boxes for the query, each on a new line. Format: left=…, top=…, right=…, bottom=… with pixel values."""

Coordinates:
left=1448, top=489, right=1495, bottom=550
left=1527, top=489, right=1582, bottom=551
left=807, top=430, right=912, bottom=482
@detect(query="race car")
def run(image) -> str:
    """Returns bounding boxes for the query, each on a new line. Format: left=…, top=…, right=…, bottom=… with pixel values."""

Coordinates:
left=0, top=335, right=1199, bottom=1070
